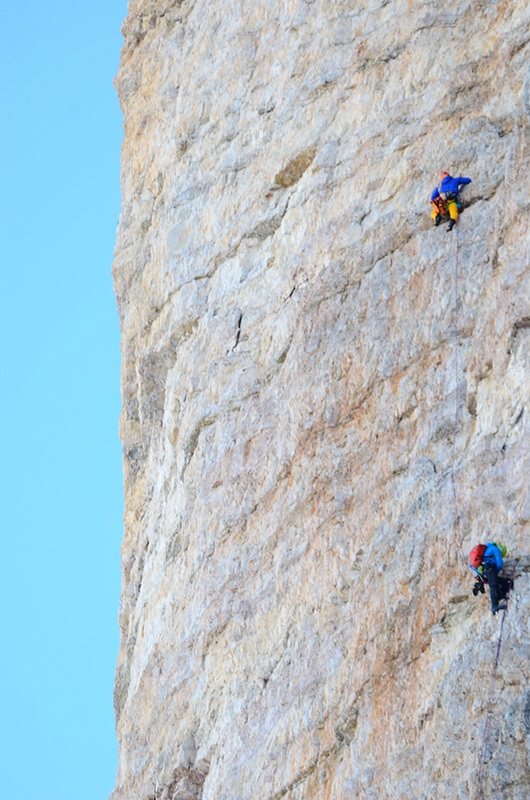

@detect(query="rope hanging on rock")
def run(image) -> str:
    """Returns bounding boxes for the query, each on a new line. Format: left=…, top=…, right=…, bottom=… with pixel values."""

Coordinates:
left=449, top=224, right=518, bottom=798
left=475, top=559, right=519, bottom=800
left=450, top=226, right=467, bottom=566
left=448, top=222, right=515, bottom=798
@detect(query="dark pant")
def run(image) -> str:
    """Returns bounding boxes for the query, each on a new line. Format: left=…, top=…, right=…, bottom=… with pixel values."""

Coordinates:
left=483, top=563, right=511, bottom=608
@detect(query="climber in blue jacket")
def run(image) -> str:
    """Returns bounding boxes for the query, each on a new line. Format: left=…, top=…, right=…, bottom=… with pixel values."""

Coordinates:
left=469, top=542, right=510, bottom=615
left=430, top=171, right=472, bottom=231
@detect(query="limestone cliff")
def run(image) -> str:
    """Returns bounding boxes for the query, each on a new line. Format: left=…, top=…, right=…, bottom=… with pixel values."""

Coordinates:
left=111, top=1, right=530, bottom=798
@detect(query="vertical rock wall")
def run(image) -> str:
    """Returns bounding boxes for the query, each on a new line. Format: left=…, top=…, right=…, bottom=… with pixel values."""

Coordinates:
left=111, top=1, right=530, bottom=798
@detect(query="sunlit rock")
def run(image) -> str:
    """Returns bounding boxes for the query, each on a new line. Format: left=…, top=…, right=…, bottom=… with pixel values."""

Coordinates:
left=111, top=1, right=530, bottom=798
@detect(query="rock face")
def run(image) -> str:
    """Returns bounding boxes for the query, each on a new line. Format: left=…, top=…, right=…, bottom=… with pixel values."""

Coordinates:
left=111, top=2, right=530, bottom=798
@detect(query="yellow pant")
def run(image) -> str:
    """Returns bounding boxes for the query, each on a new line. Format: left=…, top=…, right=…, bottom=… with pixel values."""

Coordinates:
left=431, top=200, right=458, bottom=222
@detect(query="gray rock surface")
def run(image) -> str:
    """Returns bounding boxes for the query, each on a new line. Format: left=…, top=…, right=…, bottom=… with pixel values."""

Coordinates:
left=111, top=1, right=530, bottom=798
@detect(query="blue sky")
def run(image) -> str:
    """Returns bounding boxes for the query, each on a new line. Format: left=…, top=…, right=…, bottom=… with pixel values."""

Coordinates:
left=0, top=2, right=127, bottom=798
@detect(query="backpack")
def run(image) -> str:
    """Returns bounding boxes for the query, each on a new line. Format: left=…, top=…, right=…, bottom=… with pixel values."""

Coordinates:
left=469, top=543, right=487, bottom=569
left=432, top=196, right=446, bottom=214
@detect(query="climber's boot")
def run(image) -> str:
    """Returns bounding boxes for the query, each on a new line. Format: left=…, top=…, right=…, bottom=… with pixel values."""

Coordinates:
left=492, top=602, right=507, bottom=615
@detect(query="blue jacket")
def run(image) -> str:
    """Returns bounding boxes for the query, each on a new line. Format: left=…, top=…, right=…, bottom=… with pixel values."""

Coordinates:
left=469, top=542, right=504, bottom=575
left=431, top=175, right=471, bottom=201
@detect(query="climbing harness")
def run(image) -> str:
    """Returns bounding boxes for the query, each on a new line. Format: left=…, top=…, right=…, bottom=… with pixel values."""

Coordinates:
left=439, top=189, right=463, bottom=212
left=475, top=559, right=519, bottom=800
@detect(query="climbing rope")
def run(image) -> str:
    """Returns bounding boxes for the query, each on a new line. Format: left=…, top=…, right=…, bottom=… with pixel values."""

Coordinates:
left=450, top=225, right=467, bottom=565
left=475, top=559, right=519, bottom=800
left=451, top=217, right=519, bottom=800
left=449, top=222, right=518, bottom=797
left=443, top=211, right=519, bottom=798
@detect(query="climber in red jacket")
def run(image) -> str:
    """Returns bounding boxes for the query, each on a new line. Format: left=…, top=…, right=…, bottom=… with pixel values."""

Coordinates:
left=469, top=542, right=510, bottom=615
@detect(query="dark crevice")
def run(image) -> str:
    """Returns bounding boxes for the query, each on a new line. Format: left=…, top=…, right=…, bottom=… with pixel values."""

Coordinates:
left=460, top=179, right=504, bottom=211
left=233, top=313, right=243, bottom=350
left=181, top=417, right=217, bottom=478
left=508, top=317, right=530, bottom=354
left=509, top=36, right=530, bottom=58
left=523, top=693, right=530, bottom=734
